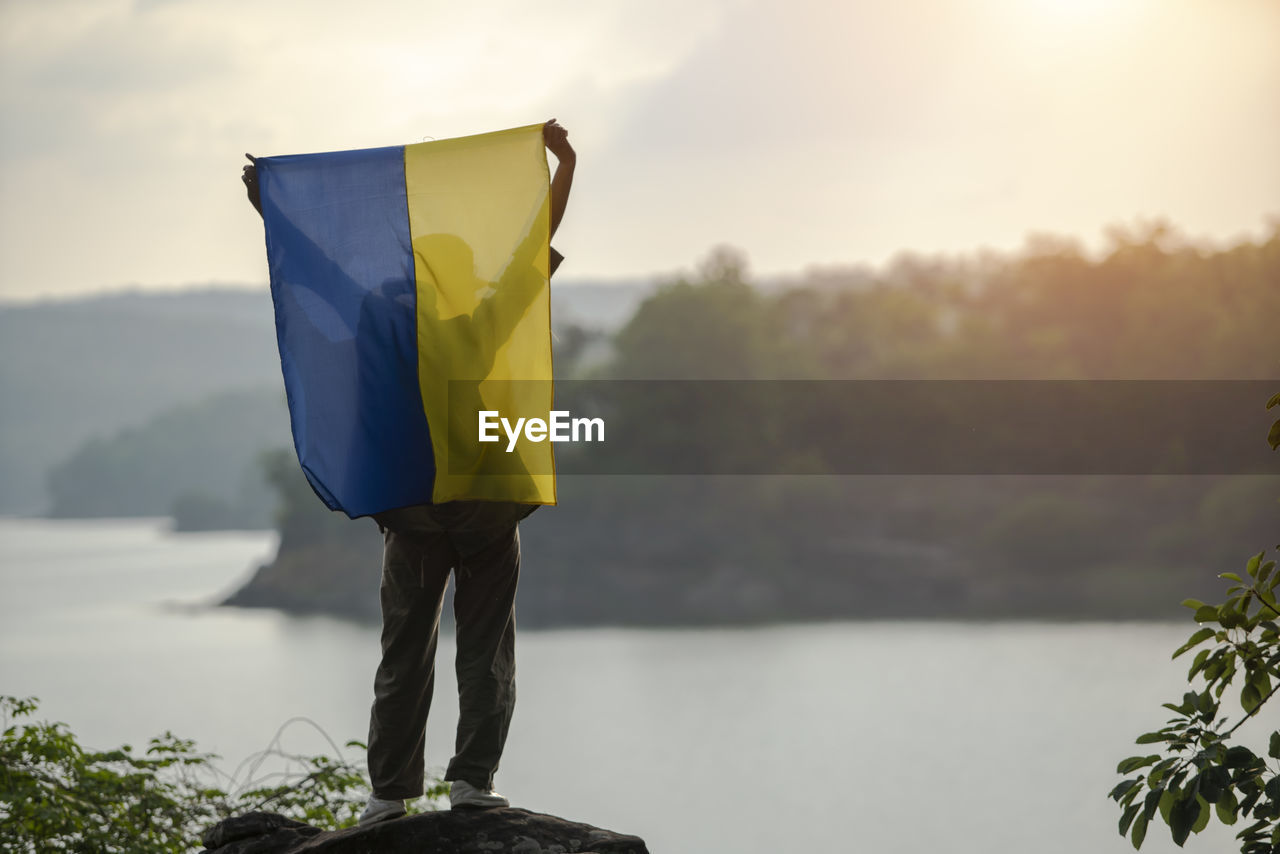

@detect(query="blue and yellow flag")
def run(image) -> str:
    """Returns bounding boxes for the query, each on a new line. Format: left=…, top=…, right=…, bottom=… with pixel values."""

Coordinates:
left=257, top=124, right=556, bottom=517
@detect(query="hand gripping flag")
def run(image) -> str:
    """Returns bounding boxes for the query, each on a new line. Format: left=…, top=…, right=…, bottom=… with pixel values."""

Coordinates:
left=256, top=124, right=556, bottom=517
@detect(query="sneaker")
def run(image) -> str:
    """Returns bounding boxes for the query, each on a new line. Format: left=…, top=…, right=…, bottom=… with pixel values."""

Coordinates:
left=358, top=795, right=407, bottom=826
left=449, top=779, right=509, bottom=809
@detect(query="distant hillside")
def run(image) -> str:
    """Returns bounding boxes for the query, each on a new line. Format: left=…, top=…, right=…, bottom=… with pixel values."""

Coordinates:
left=0, top=281, right=652, bottom=514
left=225, top=230, right=1280, bottom=627
left=0, top=288, right=282, bottom=513
left=46, top=386, right=290, bottom=525
left=550, top=280, right=656, bottom=331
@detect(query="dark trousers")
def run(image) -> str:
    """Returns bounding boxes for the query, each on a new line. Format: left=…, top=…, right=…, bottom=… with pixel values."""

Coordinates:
left=366, top=511, right=520, bottom=799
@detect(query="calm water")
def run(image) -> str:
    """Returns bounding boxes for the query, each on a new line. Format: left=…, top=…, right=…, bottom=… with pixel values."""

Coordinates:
left=0, top=517, right=1247, bottom=853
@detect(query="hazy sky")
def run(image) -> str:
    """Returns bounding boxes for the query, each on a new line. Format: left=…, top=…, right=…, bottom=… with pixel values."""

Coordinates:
left=1, top=0, right=1277, bottom=301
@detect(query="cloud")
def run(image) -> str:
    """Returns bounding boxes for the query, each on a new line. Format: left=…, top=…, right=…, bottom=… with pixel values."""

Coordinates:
left=0, top=1, right=234, bottom=165
left=602, top=0, right=980, bottom=157
left=557, top=0, right=1280, bottom=278
left=0, top=0, right=1276, bottom=298
left=0, top=0, right=743, bottom=297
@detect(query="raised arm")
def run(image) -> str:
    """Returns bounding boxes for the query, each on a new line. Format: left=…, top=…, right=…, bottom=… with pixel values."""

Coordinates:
left=543, top=119, right=575, bottom=240
left=241, top=154, right=263, bottom=217
left=468, top=121, right=578, bottom=357
left=244, top=122, right=574, bottom=231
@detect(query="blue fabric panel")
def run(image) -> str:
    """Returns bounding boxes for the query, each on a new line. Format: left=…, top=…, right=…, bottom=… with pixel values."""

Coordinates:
left=257, top=146, right=436, bottom=517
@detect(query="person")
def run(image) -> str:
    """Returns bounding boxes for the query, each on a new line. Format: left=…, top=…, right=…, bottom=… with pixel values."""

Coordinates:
left=242, top=119, right=575, bottom=824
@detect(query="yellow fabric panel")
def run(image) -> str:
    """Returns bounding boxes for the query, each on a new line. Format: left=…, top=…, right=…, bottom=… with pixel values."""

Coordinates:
left=404, top=124, right=556, bottom=505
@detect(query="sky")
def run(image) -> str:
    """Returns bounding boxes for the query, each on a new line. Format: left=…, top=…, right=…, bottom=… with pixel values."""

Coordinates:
left=0, top=0, right=1277, bottom=301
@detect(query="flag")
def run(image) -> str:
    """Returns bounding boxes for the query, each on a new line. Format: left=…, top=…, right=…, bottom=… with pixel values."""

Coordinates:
left=256, top=124, right=556, bottom=518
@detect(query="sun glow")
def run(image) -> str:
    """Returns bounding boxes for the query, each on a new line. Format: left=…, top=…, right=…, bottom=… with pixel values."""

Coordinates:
left=1024, top=0, right=1153, bottom=30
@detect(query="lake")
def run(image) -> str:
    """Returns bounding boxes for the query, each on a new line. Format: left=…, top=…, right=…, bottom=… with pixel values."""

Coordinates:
left=0, top=517, right=1249, bottom=853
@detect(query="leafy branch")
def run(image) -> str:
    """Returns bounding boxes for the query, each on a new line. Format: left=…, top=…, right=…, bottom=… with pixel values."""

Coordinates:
left=0, top=696, right=447, bottom=853
left=1110, top=551, right=1280, bottom=852
left=1268, top=392, right=1280, bottom=453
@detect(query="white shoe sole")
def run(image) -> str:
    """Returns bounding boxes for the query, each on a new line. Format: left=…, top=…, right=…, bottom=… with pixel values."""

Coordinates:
left=358, top=803, right=407, bottom=826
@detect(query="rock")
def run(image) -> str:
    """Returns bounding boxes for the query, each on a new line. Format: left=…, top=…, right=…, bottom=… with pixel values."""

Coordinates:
left=200, top=811, right=322, bottom=851
left=199, top=807, right=649, bottom=854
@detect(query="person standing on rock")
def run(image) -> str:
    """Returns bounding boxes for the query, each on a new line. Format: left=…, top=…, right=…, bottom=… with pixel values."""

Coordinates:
left=242, top=119, right=576, bottom=824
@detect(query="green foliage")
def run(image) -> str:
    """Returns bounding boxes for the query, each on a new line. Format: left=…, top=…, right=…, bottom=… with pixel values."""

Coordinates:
left=1, top=696, right=219, bottom=853
left=240, top=230, right=1280, bottom=626
left=973, top=491, right=1119, bottom=571
left=1268, top=394, right=1280, bottom=453
left=45, top=387, right=288, bottom=524
left=230, top=448, right=383, bottom=620
left=745, top=222, right=1280, bottom=382
left=170, top=491, right=241, bottom=532
left=1110, top=552, right=1280, bottom=852
left=0, top=697, right=446, bottom=853
left=608, top=247, right=807, bottom=380
left=0, top=289, right=281, bottom=515
left=261, top=447, right=334, bottom=547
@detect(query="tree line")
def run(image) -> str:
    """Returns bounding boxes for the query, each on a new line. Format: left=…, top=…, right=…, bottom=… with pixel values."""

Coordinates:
left=232, top=222, right=1280, bottom=625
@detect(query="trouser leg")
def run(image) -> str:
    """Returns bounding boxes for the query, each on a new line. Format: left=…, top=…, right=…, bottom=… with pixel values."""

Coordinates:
left=445, top=525, right=520, bottom=789
left=367, top=527, right=455, bottom=800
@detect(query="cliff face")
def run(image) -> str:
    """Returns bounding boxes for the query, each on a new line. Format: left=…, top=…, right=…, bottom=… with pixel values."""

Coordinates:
left=222, top=535, right=384, bottom=623
left=224, top=471, right=1272, bottom=627
left=200, top=808, right=649, bottom=854
left=220, top=475, right=968, bottom=627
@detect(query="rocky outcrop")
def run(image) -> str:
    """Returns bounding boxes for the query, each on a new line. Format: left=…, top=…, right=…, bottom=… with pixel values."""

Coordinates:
left=199, top=808, right=649, bottom=854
